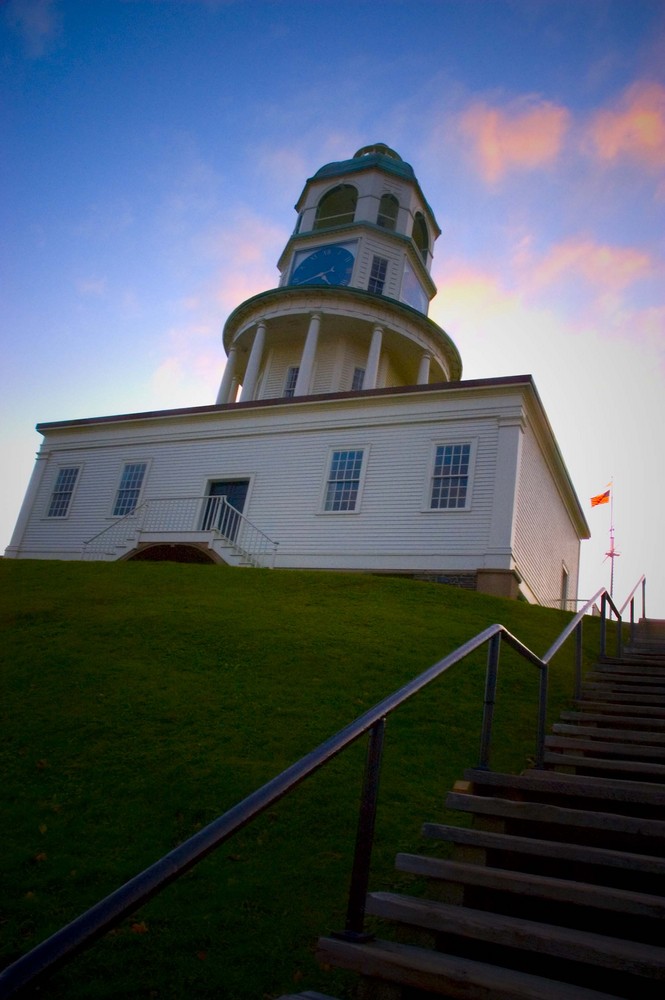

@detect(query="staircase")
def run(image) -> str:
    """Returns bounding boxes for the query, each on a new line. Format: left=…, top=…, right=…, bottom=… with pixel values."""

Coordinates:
left=287, top=619, right=665, bottom=1000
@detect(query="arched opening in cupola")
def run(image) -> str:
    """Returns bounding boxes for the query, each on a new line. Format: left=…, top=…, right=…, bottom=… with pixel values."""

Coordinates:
left=314, top=184, right=358, bottom=230
left=413, top=212, right=429, bottom=263
left=377, top=193, right=399, bottom=230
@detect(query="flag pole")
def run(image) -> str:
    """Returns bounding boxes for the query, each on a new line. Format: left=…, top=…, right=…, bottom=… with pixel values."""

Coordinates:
left=605, top=479, right=618, bottom=598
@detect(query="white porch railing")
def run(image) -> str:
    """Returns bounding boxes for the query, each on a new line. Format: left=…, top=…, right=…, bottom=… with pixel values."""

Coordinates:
left=82, top=496, right=278, bottom=568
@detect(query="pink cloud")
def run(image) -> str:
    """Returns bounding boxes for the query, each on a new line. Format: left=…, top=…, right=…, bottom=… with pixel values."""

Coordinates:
left=458, top=97, right=570, bottom=184
left=528, top=239, right=654, bottom=293
left=589, top=82, right=665, bottom=170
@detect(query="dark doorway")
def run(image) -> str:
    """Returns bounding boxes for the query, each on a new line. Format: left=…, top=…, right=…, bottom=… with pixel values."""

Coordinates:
left=201, top=480, right=249, bottom=541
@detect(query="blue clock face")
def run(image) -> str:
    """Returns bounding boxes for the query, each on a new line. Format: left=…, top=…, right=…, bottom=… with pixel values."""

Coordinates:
left=290, top=244, right=355, bottom=287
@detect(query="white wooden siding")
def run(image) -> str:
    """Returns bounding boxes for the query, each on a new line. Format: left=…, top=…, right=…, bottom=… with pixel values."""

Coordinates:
left=513, top=424, right=581, bottom=607
left=14, top=392, right=504, bottom=568
left=10, top=384, right=583, bottom=605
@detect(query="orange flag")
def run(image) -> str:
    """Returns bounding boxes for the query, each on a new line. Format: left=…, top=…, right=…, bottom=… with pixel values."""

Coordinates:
left=590, top=489, right=610, bottom=507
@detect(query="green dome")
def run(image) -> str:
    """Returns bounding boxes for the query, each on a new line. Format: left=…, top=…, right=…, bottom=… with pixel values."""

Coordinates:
left=313, top=143, right=416, bottom=183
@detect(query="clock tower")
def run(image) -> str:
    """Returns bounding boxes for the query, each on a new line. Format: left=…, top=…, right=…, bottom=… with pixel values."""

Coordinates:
left=216, top=143, right=461, bottom=404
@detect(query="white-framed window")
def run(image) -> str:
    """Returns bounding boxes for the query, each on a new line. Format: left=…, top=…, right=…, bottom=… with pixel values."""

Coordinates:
left=313, top=184, right=358, bottom=230
left=413, top=212, right=429, bottom=264
left=323, top=448, right=366, bottom=512
left=377, top=193, right=398, bottom=230
left=284, top=366, right=299, bottom=397
left=368, top=255, right=388, bottom=295
left=113, top=462, right=148, bottom=516
left=429, top=442, right=473, bottom=510
left=46, top=466, right=81, bottom=518
left=351, top=366, right=365, bottom=391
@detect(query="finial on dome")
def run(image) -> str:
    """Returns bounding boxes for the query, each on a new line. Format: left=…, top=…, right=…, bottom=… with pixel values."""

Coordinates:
left=353, top=143, right=402, bottom=161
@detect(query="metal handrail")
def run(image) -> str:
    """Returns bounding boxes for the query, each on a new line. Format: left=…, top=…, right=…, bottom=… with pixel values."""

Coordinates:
left=0, top=577, right=647, bottom=997
left=618, top=574, right=647, bottom=643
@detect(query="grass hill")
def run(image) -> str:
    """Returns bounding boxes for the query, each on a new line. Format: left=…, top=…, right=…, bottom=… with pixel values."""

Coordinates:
left=0, top=560, right=600, bottom=999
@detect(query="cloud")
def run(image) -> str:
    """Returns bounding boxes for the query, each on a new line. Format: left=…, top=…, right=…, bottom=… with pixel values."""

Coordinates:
left=589, top=81, right=665, bottom=171
left=149, top=321, right=224, bottom=408
left=458, top=96, right=570, bottom=184
left=76, top=277, right=107, bottom=297
left=202, top=209, right=287, bottom=311
left=527, top=238, right=654, bottom=293
left=4, top=0, right=61, bottom=58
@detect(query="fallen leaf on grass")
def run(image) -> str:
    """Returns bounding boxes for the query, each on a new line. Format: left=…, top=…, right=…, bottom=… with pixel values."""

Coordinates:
left=131, top=921, right=149, bottom=934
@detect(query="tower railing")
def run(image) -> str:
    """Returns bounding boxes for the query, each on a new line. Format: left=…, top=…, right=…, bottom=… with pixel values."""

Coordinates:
left=0, top=576, right=647, bottom=998
left=82, top=496, right=278, bottom=568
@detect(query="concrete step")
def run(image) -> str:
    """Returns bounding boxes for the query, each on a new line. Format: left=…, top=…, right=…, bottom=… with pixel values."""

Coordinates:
left=421, top=822, right=665, bottom=892
left=573, top=700, right=665, bottom=717
left=543, top=735, right=665, bottom=761
left=581, top=682, right=665, bottom=698
left=317, top=936, right=622, bottom=1000
left=395, top=854, right=665, bottom=926
left=550, top=723, right=665, bottom=745
left=277, top=994, right=340, bottom=1000
left=591, top=662, right=665, bottom=676
left=559, top=711, right=665, bottom=730
left=542, top=752, right=665, bottom=781
left=445, top=790, right=665, bottom=853
left=365, top=891, right=665, bottom=982
left=460, top=767, right=665, bottom=812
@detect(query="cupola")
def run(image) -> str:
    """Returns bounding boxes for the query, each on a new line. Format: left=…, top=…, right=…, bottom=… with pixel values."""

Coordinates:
left=215, top=145, right=461, bottom=406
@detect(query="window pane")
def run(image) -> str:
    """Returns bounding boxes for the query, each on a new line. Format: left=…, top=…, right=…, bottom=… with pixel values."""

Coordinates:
left=352, top=366, right=365, bottom=391
left=377, top=194, right=398, bottom=230
left=314, top=185, right=358, bottom=230
left=47, top=467, right=80, bottom=517
left=324, top=449, right=363, bottom=511
left=368, top=255, right=388, bottom=295
left=284, top=366, right=299, bottom=397
left=431, top=444, right=470, bottom=509
left=113, top=462, right=147, bottom=516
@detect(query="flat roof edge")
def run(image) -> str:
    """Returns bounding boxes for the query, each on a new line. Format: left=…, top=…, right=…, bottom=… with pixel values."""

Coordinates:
left=36, top=375, right=535, bottom=431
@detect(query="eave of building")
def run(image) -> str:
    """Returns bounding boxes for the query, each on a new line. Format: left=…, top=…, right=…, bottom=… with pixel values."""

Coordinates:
left=221, top=284, right=460, bottom=373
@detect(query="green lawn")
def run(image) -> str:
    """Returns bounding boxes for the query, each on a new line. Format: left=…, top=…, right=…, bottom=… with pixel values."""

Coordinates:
left=0, top=560, right=601, bottom=999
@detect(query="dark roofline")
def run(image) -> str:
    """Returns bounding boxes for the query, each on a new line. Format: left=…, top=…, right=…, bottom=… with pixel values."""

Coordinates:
left=36, top=375, right=535, bottom=432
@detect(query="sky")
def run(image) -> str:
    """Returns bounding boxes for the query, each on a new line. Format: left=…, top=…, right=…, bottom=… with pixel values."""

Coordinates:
left=1, top=0, right=664, bottom=618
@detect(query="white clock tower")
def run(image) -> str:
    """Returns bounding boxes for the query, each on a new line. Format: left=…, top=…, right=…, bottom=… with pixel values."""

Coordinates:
left=216, top=143, right=462, bottom=405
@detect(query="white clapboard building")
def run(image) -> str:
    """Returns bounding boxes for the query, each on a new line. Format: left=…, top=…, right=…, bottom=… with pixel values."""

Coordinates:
left=6, top=144, right=589, bottom=606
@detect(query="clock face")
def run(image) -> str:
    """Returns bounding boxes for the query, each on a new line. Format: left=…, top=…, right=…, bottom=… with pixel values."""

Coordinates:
left=290, top=244, right=355, bottom=287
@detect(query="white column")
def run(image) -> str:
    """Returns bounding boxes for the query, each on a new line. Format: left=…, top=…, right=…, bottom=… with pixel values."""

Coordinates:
left=417, top=352, right=432, bottom=385
left=239, top=322, right=266, bottom=402
left=216, top=346, right=238, bottom=404
left=364, top=325, right=383, bottom=389
left=294, top=312, right=321, bottom=396
left=4, top=448, right=50, bottom=557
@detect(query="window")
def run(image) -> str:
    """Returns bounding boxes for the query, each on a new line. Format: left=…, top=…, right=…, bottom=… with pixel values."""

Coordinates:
left=430, top=444, right=471, bottom=509
left=113, top=462, right=147, bottom=516
left=47, top=467, right=80, bottom=518
left=313, top=185, right=358, bottom=230
left=368, top=255, right=388, bottom=295
left=412, top=212, right=429, bottom=264
left=324, top=449, right=364, bottom=512
left=377, top=193, right=398, bottom=230
left=284, top=366, right=299, bottom=397
left=351, top=366, right=365, bottom=391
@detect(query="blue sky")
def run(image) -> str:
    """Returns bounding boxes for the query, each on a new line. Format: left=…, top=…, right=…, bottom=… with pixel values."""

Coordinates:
left=2, top=0, right=664, bottom=616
